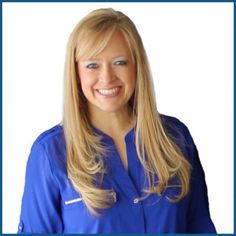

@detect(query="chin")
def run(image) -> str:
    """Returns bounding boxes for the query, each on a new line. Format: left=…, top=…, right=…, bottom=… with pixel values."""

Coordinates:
left=89, top=99, right=130, bottom=114
left=96, top=102, right=126, bottom=113
left=99, top=106, right=122, bottom=113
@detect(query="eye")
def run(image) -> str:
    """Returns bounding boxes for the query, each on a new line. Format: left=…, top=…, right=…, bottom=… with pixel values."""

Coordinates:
left=86, top=63, right=99, bottom=69
left=114, top=60, right=128, bottom=66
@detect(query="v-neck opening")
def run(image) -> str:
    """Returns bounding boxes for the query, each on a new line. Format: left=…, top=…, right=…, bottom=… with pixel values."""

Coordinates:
left=93, top=125, right=136, bottom=170
left=92, top=124, right=141, bottom=196
left=92, top=125, right=136, bottom=145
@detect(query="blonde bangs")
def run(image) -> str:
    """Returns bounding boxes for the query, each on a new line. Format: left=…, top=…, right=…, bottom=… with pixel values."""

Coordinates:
left=75, top=26, right=117, bottom=61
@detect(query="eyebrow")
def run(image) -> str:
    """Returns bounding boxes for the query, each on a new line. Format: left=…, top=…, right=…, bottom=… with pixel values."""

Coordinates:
left=81, top=56, right=129, bottom=62
left=112, top=56, right=128, bottom=60
left=81, top=59, right=99, bottom=62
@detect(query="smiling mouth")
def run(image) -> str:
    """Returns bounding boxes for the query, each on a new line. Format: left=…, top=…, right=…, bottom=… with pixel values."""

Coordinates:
left=96, top=86, right=121, bottom=97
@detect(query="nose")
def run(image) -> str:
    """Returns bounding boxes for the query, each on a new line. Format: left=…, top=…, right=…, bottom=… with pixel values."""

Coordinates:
left=99, top=64, right=115, bottom=83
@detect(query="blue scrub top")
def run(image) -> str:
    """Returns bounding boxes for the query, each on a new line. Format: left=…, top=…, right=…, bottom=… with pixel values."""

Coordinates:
left=18, top=115, right=216, bottom=233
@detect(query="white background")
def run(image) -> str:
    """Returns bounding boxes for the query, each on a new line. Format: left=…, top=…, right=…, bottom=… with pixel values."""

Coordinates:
left=2, top=2, right=233, bottom=233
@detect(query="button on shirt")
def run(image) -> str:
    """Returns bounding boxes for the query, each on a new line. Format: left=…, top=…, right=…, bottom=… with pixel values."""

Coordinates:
left=18, top=115, right=216, bottom=233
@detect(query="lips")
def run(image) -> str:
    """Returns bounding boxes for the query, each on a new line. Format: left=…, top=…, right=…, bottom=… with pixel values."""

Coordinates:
left=96, top=86, right=121, bottom=97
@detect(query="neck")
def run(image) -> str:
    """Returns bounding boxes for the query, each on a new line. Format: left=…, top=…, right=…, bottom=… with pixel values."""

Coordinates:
left=88, top=105, right=136, bottom=138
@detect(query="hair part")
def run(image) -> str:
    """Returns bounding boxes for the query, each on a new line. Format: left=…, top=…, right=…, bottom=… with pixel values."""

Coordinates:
left=63, top=8, right=191, bottom=215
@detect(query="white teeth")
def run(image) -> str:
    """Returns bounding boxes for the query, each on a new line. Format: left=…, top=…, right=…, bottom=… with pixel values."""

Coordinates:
left=98, top=87, right=119, bottom=96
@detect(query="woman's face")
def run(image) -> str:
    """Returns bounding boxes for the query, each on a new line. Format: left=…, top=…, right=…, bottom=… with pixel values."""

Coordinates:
left=77, top=31, right=136, bottom=114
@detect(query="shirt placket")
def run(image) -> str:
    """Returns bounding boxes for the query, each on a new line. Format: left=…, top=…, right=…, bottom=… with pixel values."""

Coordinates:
left=106, top=134, right=146, bottom=232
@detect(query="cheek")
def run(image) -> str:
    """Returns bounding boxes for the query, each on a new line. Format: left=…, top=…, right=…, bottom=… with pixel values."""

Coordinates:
left=127, top=69, right=136, bottom=89
left=80, top=79, right=94, bottom=96
left=78, top=70, right=95, bottom=91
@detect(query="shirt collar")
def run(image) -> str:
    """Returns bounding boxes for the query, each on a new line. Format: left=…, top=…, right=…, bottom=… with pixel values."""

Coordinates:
left=92, top=125, right=136, bottom=145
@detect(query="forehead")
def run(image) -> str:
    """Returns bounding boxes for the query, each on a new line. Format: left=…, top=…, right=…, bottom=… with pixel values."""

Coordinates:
left=76, top=30, right=133, bottom=61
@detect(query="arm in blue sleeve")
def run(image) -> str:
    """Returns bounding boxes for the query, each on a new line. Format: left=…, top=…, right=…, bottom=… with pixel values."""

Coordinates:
left=18, top=142, right=63, bottom=233
left=186, top=144, right=217, bottom=233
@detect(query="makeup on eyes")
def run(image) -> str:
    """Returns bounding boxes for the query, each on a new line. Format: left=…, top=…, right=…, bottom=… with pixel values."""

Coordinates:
left=86, top=62, right=99, bottom=69
left=81, top=56, right=130, bottom=71
left=112, top=56, right=129, bottom=64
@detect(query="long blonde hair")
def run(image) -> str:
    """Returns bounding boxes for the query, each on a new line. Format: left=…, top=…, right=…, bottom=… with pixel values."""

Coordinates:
left=63, top=8, right=191, bottom=215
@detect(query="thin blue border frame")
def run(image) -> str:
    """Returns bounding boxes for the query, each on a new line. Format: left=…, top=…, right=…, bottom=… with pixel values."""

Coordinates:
left=0, top=0, right=234, bottom=235
left=1, top=0, right=235, bottom=2
left=0, top=1, right=2, bottom=235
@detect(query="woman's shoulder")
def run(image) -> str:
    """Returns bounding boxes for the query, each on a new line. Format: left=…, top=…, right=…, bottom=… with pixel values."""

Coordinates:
left=29, top=124, right=66, bottom=169
left=160, top=114, right=195, bottom=148
left=160, top=114, right=198, bottom=165
left=33, top=124, right=64, bottom=147
left=160, top=114, right=188, bottom=132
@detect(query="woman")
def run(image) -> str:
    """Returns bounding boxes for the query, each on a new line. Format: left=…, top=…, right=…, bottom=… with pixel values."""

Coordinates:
left=18, top=8, right=216, bottom=233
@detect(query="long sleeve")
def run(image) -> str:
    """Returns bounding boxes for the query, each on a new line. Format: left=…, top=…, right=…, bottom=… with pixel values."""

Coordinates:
left=186, top=142, right=216, bottom=233
left=18, top=142, right=63, bottom=233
